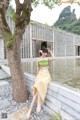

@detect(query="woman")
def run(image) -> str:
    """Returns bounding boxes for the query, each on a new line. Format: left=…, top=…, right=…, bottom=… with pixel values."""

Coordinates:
left=24, top=48, right=55, bottom=119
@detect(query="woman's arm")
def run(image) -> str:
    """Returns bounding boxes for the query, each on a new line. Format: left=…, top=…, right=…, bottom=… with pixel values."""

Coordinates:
left=47, top=48, right=55, bottom=61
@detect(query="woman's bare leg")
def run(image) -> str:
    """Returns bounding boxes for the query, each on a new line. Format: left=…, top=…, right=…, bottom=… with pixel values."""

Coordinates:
left=24, top=93, right=37, bottom=119
left=36, top=92, right=42, bottom=113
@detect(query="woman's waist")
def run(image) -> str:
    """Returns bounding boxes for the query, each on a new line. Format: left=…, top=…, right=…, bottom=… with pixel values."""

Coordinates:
left=39, top=67, right=49, bottom=71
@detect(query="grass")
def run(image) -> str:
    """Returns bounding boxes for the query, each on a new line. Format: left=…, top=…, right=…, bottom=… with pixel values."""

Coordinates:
left=51, top=112, right=62, bottom=120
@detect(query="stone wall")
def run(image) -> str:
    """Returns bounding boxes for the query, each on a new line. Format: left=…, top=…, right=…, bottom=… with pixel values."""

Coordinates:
left=31, top=22, right=53, bottom=42
left=75, top=35, right=80, bottom=45
left=54, top=29, right=80, bottom=57
left=25, top=73, right=80, bottom=120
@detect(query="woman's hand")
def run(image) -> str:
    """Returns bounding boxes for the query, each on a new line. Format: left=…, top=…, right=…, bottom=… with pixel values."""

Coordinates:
left=47, top=48, right=55, bottom=60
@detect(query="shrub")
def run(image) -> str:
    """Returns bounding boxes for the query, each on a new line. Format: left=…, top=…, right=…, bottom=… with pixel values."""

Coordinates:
left=51, top=112, right=62, bottom=120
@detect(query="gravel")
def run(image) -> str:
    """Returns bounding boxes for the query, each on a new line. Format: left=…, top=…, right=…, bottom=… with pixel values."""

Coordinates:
left=0, top=80, right=52, bottom=120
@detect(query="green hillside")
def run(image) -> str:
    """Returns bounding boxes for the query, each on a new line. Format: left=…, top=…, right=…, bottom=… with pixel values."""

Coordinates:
left=54, top=6, right=80, bottom=35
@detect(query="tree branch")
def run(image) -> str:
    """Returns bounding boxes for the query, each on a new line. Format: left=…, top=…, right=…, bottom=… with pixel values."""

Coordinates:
left=0, top=8, right=11, bottom=33
left=20, top=0, right=32, bottom=27
left=14, top=0, right=32, bottom=45
left=15, top=0, right=32, bottom=28
left=0, top=0, right=10, bottom=11
left=0, top=0, right=11, bottom=33
left=4, top=0, right=10, bottom=10
left=15, top=0, right=23, bottom=26
left=0, top=15, right=4, bottom=34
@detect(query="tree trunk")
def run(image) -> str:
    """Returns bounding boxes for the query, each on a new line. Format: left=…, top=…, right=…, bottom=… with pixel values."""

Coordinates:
left=6, top=40, right=29, bottom=103
left=0, top=0, right=32, bottom=103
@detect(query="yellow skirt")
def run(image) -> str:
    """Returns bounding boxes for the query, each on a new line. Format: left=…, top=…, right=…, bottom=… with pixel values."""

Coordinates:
left=33, top=68, right=51, bottom=103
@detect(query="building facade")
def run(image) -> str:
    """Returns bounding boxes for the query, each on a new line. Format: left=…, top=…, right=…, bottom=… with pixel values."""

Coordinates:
left=0, top=13, right=54, bottom=59
left=54, top=29, right=80, bottom=57
left=21, top=21, right=53, bottom=58
left=0, top=13, right=80, bottom=59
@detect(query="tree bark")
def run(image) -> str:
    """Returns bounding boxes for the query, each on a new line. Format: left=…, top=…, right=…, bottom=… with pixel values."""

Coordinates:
left=6, top=38, right=29, bottom=103
left=0, top=0, right=32, bottom=103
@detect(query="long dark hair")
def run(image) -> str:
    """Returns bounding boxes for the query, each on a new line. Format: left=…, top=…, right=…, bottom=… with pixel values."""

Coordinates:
left=39, top=48, right=48, bottom=57
left=40, top=52, right=42, bottom=56
left=42, top=48, right=48, bottom=53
